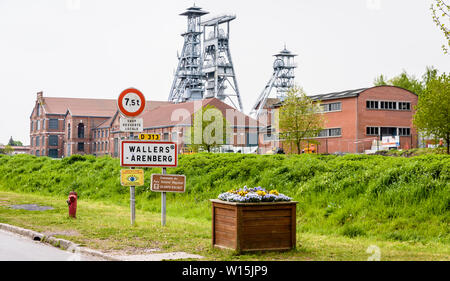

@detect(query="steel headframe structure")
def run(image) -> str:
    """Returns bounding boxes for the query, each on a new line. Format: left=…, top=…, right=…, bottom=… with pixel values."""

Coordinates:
left=250, top=47, right=297, bottom=118
left=169, top=5, right=209, bottom=104
left=201, top=15, right=243, bottom=111
left=169, top=6, right=244, bottom=112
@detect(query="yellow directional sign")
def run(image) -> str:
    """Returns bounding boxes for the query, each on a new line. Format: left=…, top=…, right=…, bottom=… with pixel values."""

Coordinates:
left=138, top=134, right=161, bottom=141
left=120, top=169, right=145, bottom=186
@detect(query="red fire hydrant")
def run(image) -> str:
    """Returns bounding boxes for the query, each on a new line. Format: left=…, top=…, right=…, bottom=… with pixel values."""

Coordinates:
left=67, top=191, right=78, bottom=218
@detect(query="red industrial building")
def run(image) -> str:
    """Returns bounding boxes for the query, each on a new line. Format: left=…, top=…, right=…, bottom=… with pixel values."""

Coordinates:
left=29, top=92, right=259, bottom=158
left=30, top=85, right=418, bottom=158
left=259, top=86, right=419, bottom=154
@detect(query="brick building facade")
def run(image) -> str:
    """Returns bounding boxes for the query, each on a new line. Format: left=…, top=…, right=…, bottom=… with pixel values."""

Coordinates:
left=30, top=92, right=260, bottom=158
left=259, top=86, right=419, bottom=154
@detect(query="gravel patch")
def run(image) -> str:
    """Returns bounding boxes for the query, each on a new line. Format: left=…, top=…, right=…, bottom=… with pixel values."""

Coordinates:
left=112, top=252, right=204, bottom=261
left=9, top=204, right=54, bottom=211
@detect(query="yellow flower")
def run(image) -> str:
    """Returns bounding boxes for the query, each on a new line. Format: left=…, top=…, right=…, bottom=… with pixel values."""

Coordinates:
left=257, top=190, right=266, bottom=196
left=269, top=190, right=279, bottom=196
left=238, top=191, right=248, bottom=196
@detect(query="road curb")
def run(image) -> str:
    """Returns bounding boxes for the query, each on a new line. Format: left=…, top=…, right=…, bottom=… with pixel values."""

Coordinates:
left=0, top=223, right=120, bottom=261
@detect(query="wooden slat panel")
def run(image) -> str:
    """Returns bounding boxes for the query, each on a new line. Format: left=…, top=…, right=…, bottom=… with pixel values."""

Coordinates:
left=241, top=205, right=294, bottom=212
left=242, top=239, right=292, bottom=250
left=212, top=201, right=237, bottom=210
left=215, top=207, right=236, bottom=218
left=215, top=230, right=235, bottom=240
left=291, top=204, right=296, bottom=248
left=215, top=223, right=236, bottom=233
left=212, top=202, right=216, bottom=246
left=242, top=209, right=291, bottom=218
left=242, top=232, right=291, bottom=242
left=215, top=215, right=236, bottom=226
left=215, top=238, right=235, bottom=249
left=241, top=217, right=291, bottom=227
left=215, top=230, right=236, bottom=249
left=241, top=224, right=291, bottom=235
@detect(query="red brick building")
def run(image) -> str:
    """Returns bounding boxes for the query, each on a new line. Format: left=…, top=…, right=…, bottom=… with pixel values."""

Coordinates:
left=259, top=86, right=419, bottom=154
left=30, top=92, right=259, bottom=158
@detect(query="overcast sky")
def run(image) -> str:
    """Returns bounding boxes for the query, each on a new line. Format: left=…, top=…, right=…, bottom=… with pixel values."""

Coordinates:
left=0, top=0, right=448, bottom=145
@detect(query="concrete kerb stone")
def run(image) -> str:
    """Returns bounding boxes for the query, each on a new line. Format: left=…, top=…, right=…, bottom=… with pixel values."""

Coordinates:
left=0, top=223, right=120, bottom=261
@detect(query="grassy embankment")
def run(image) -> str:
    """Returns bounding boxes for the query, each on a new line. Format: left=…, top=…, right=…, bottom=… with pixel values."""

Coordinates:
left=0, top=153, right=448, bottom=260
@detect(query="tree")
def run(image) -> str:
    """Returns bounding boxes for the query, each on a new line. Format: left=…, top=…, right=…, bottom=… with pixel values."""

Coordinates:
left=373, top=74, right=388, bottom=86
left=374, top=67, right=439, bottom=95
left=413, top=73, right=450, bottom=154
left=431, top=0, right=450, bottom=54
left=0, top=145, right=14, bottom=155
left=187, top=104, right=230, bottom=153
left=7, top=136, right=23, bottom=147
left=278, top=87, right=325, bottom=154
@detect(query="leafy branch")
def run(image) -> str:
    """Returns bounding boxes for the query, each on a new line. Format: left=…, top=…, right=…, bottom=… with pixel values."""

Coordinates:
left=431, top=0, right=450, bottom=54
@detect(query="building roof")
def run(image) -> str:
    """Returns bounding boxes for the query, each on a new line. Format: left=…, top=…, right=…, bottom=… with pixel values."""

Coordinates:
left=274, top=47, right=297, bottom=57
left=95, top=100, right=172, bottom=129
left=180, top=5, right=209, bottom=16
left=42, top=97, right=118, bottom=117
left=308, top=88, right=369, bottom=101
left=139, top=98, right=260, bottom=129
left=41, top=96, right=171, bottom=120
left=272, top=86, right=418, bottom=108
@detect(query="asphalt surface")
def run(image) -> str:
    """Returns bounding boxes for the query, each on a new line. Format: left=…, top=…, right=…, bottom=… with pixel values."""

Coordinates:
left=0, top=230, right=101, bottom=261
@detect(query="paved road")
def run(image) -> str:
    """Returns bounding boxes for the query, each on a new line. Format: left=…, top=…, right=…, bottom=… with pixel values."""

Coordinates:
left=0, top=230, right=101, bottom=261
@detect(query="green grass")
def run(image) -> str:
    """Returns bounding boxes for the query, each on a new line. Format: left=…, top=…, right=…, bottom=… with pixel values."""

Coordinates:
left=0, top=153, right=449, bottom=260
left=0, top=191, right=448, bottom=261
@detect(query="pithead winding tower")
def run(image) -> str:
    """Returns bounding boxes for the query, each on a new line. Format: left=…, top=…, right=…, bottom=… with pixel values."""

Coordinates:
left=201, top=15, right=243, bottom=111
left=169, top=6, right=243, bottom=111
left=169, top=5, right=209, bottom=103
left=250, top=47, right=297, bottom=118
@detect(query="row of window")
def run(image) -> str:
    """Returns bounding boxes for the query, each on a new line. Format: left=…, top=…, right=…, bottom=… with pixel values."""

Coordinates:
left=93, top=129, right=109, bottom=139
left=31, top=119, right=59, bottom=132
left=93, top=142, right=109, bottom=152
left=318, top=128, right=342, bottom=138
left=31, top=135, right=59, bottom=147
left=31, top=149, right=58, bottom=158
left=320, top=102, right=342, bottom=112
left=366, top=127, right=411, bottom=136
left=366, top=100, right=411, bottom=111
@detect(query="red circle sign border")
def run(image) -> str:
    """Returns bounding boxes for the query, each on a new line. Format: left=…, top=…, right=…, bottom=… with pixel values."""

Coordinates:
left=117, top=88, right=146, bottom=117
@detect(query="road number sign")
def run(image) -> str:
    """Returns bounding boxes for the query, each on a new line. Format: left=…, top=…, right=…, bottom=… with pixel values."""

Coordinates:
left=151, top=174, right=186, bottom=193
left=139, top=134, right=161, bottom=141
left=120, top=117, right=143, bottom=132
left=121, top=169, right=145, bottom=186
left=117, top=88, right=146, bottom=117
left=121, top=141, right=178, bottom=167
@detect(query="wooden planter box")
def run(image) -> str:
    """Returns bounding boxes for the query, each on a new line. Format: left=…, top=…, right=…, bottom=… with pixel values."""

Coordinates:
left=211, top=199, right=298, bottom=252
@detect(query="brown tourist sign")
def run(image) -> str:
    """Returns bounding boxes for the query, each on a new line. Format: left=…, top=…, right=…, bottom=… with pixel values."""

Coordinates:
left=151, top=174, right=186, bottom=193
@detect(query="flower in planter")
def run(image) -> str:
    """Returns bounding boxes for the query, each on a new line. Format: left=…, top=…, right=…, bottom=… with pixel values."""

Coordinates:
left=218, top=186, right=292, bottom=203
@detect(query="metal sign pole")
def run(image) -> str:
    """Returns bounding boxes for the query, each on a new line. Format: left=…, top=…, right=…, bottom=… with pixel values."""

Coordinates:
left=161, top=167, right=167, bottom=226
left=130, top=169, right=135, bottom=225
left=129, top=131, right=135, bottom=226
left=130, top=185, right=135, bottom=225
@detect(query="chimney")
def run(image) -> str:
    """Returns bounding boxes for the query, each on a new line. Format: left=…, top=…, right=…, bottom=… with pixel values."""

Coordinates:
left=37, top=91, right=43, bottom=105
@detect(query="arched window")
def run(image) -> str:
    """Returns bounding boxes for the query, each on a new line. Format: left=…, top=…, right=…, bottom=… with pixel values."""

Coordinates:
left=78, top=123, right=85, bottom=138
left=68, top=124, right=71, bottom=138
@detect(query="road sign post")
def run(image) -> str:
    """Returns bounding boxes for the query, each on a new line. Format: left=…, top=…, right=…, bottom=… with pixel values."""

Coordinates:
left=130, top=180, right=135, bottom=225
left=117, top=88, right=146, bottom=226
left=120, top=140, right=179, bottom=226
left=151, top=172, right=186, bottom=227
left=161, top=168, right=167, bottom=227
